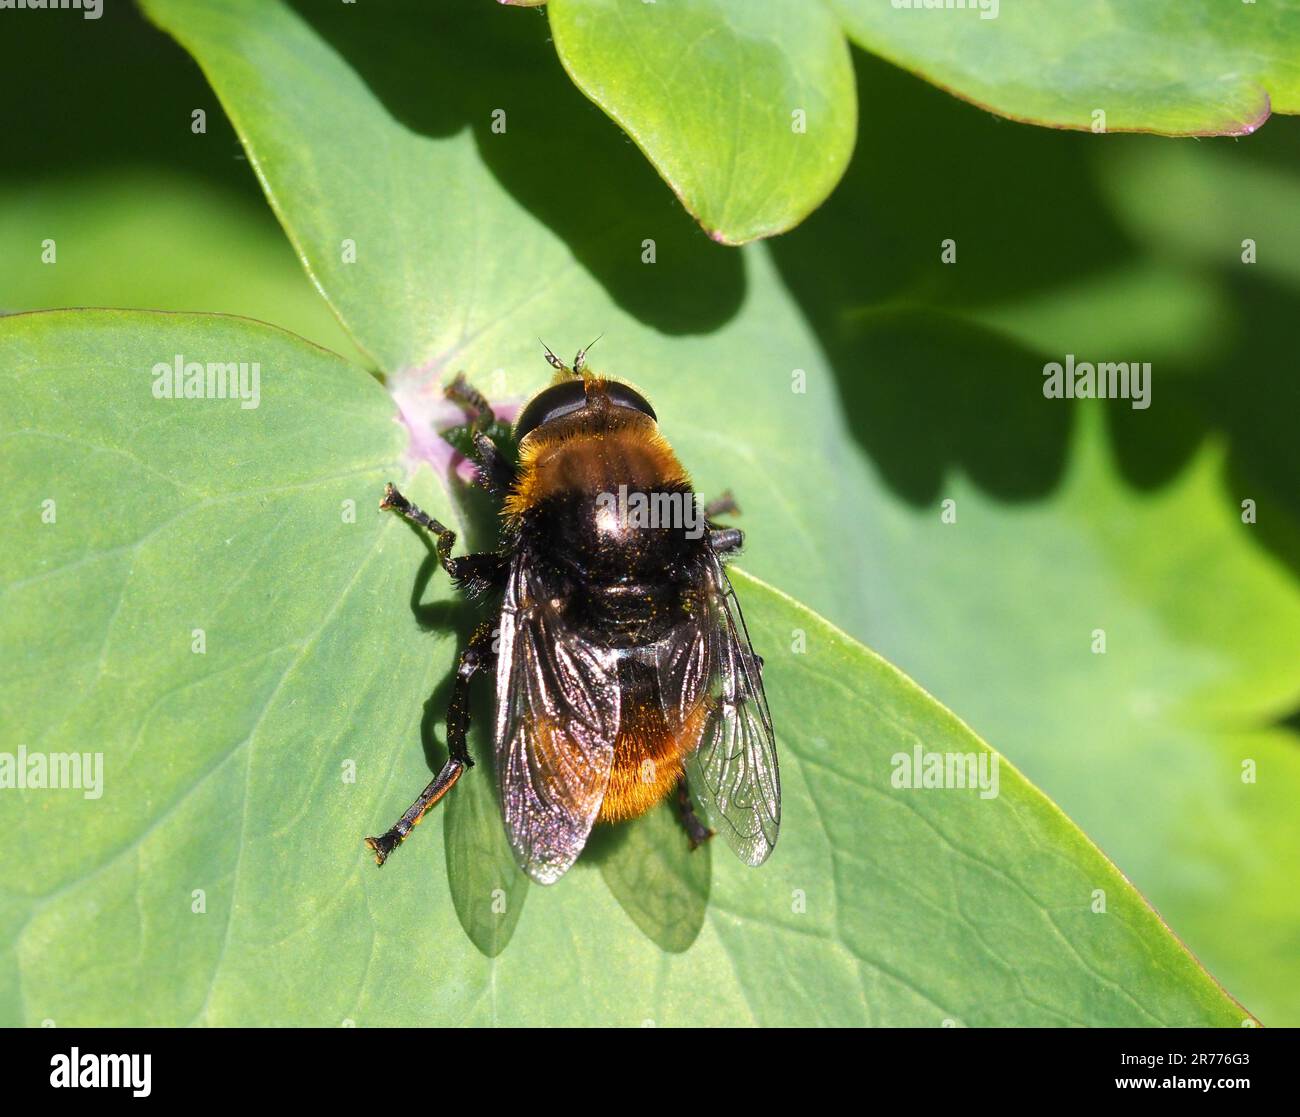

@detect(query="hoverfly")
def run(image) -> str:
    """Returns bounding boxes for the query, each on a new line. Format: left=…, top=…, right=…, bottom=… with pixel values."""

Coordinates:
left=366, top=342, right=779, bottom=884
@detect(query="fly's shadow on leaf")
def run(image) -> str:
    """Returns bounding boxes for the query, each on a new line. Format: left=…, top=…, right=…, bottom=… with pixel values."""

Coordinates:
left=287, top=0, right=744, bottom=336
left=443, top=660, right=530, bottom=959
left=586, top=798, right=711, bottom=954
left=388, top=473, right=528, bottom=958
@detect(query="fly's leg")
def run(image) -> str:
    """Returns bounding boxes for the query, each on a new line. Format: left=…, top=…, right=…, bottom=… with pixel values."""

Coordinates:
left=364, top=758, right=465, bottom=868
left=445, top=372, right=493, bottom=434
left=704, top=491, right=740, bottom=520
left=380, top=483, right=457, bottom=570
left=445, top=373, right=516, bottom=494
left=380, top=482, right=510, bottom=587
left=705, top=491, right=743, bottom=555
left=469, top=434, right=515, bottom=495
left=676, top=776, right=714, bottom=851
left=366, top=621, right=498, bottom=866
left=368, top=488, right=502, bottom=864
left=709, top=527, right=743, bottom=555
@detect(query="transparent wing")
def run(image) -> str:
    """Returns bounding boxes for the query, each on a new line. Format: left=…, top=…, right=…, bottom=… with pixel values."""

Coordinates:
left=495, top=556, right=621, bottom=885
left=681, top=554, right=781, bottom=866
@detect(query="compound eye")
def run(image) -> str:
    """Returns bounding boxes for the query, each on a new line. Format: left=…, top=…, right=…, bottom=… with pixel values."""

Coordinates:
left=514, top=378, right=658, bottom=441
left=605, top=381, right=656, bottom=423
left=514, top=380, right=588, bottom=441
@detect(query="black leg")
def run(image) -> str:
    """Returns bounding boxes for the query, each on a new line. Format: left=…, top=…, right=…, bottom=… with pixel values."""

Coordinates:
left=704, top=490, right=741, bottom=520
left=709, top=527, right=743, bottom=554
left=676, top=776, right=714, bottom=850
left=469, top=430, right=516, bottom=494
left=444, top=372, right=492, bottom=434
left=706, top=492, right=742, bottom=555
left=444, top=374, right=517, bottom=493
left=380, top=483, right=459, bottom=569
left=381, top=482, right=507, bottom=585
left=366, top=622, right=497, bottom=866
left=446, top=551, right=509, bottom=596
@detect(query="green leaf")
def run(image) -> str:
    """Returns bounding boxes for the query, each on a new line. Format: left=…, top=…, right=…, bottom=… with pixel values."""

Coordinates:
left=831, top=0, right=1300, bottom=135
left=832, top=400, right=1300, bottom=1014
left=0, top=310, right=426, bottom=1024
left=546, top=0, right=858, bottom=244
left=138, top=0, right=752, bottom=374
left=0, top=309, right=1253, bottom=1024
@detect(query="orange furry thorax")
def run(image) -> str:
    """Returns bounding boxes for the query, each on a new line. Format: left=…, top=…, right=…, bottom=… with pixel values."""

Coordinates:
left=503, top=402, right=691, bottom=522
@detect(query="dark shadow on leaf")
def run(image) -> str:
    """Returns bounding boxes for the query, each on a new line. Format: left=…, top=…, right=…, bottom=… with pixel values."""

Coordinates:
left=1177, top=276, right=1300, bottom=583
left=0, top=6, right=265, bottom=202
left=773, top=47, right=1136, bottom=315
left=392, top=498, right=528, bottom=958
left=826, top=307, right=1073, bottom=505
left=589, top=799, right=710, bottom=954
left=769, top=48, right=1148, bottom=506
left=287, top=0, right=744, bottom=336
left=772, top=44, right=1300, bottom=589
left=1098, top=246, right=1300, bottom=588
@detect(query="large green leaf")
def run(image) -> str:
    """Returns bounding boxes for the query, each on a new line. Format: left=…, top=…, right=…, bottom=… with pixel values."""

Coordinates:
left=546, top=0, right=857, bottom=244
left=138, top=0, right=758, bottom=375
left=0, top=309, right=1252, bottom=1025
left=831, top=0, right=1300, bottom=135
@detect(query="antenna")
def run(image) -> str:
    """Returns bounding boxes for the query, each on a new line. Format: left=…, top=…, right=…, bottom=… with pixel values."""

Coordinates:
left=573, top=333, right=603, bottom=376
left=539, top=338, right=566, bottom=373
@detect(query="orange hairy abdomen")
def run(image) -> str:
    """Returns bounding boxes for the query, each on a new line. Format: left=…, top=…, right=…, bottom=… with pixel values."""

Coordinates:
left=598, top=697, right=707, bottom=823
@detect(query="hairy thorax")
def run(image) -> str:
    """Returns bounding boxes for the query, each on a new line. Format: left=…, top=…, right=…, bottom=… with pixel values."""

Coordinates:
left=507, top=411, right=706, bottom=626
